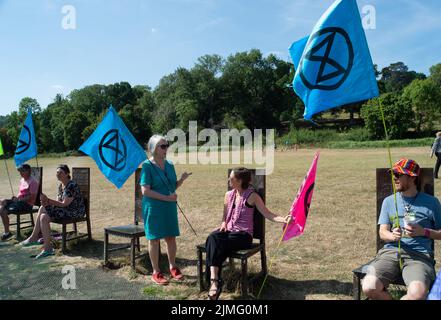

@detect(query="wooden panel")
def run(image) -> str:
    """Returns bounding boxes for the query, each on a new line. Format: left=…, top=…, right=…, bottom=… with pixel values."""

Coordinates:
left=31, top=167, right=43, bottom=207
left=72, top=168, right=90, bottom=215
left=376, top=168, right=434, bottom=252
left=227, top=169, right=266, bottom=241
left=134, top=168, right=143, bottom=223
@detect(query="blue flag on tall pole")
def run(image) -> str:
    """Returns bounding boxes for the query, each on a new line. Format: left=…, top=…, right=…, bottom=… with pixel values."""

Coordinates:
left=79, top=106, right=147, bottom=189
left=14, top=109, right=38, bottom=167
left=289, top=0, right=379, bottom=120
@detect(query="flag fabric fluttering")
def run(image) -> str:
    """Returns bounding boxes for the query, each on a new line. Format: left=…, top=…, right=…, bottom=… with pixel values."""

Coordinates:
left=0, top=138, right=4, bottom=156
left=289, top=0, right=379, bottom=120
left=79, top=106, right=147, bottom=189
left=427, top=269, right=441, bottom=300
left=14, top=109, right=38, bottom=167
left=283, top=152, right=319, bottom=241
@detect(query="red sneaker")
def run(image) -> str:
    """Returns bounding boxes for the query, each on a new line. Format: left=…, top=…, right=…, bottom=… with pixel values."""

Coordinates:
left=170, top=267, right=184, bottom=280
left=151, top=272, right=169, bottom=285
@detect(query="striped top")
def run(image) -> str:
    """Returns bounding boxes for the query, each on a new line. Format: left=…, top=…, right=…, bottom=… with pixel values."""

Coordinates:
left=225, top=188, right=255, bottom=236
left=432, top=137, right=441, bottom=154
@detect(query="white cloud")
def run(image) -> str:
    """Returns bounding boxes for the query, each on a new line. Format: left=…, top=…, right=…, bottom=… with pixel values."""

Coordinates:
left=51, top=84, right=64, bottom=90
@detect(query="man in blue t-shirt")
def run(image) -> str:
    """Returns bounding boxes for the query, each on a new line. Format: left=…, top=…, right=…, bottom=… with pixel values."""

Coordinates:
left=362, top=158, right=441, bottom=300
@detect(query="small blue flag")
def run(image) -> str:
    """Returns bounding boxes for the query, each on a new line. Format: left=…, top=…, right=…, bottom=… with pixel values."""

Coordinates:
left=14, top=109, right=38, bottom=167
left=428, top=269, right=441, bottom=300
left=289, top=0, right=379, bottom=120
left=79, top=106, right=147, bottom=189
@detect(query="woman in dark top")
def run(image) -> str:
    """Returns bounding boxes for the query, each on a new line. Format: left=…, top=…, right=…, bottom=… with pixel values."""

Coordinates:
left=21, top=165, right=85, bottom=259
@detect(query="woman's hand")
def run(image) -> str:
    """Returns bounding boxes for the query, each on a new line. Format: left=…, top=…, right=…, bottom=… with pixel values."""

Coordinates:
left=181, top=172, right=192, bottom=182
left=283, top=215, right=293, bottom=224
left=167, top=193, right=178, bottom=202
left=40, top=194, right=48, bottom=206
left=219, top=221, right=227, bottom=232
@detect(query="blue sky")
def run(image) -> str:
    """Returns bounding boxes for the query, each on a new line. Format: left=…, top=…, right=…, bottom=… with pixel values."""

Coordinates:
left=1, top=0, right=440, bottom=116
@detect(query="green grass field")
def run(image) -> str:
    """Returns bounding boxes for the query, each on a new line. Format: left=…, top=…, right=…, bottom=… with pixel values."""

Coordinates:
left=0, top=147, right=439, bottom=299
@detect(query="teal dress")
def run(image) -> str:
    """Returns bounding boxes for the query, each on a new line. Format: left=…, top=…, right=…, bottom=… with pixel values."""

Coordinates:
left=140, top=160, right=179, bottom=240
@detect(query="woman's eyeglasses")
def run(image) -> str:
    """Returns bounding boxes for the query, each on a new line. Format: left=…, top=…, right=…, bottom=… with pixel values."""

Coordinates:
left=159, top=144, right=170, bottom=150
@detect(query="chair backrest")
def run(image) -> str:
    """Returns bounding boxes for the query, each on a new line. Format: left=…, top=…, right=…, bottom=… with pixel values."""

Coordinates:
left=227, top=169, right=266, bottom=243
left=30, top=167, right=43, bottom=207
left=134, top=168, right=143, bottom=224
left=376, top=168, right=435, bottom=252
left=72, top=168, right=90, bottom=216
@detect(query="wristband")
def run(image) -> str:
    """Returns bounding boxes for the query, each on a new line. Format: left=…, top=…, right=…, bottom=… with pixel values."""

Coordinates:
left=424, top=228, right=431, bottom=238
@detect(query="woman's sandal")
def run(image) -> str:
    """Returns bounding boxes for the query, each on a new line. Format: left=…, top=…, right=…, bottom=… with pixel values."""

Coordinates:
left=208, top=278, right=223, bottom=300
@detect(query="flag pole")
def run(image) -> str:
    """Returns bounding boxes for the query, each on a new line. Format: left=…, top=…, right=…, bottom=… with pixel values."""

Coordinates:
left=256, top=220, right=291, bottom=299
left=3, top=157, right=15, bottom=197
left=378, top=98, right=403, bottom=270
left=177, top=202, right=198, bottom=237
left=35, top=155, right=40, bottom=168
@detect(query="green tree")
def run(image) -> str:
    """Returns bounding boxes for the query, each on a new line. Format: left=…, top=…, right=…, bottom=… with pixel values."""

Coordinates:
left=63, top=111, right=91, bottom=150
left=429, top=63, right=441, bottom=86
left=380, top=62, right=426, bottom=93
left=402, top=78, right=441, bottom=133
left=361, top=93, right=414, bottom=139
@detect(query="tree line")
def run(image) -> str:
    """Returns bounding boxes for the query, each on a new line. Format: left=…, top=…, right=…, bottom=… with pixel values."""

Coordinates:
left=0, top=49, right=440, bottom=155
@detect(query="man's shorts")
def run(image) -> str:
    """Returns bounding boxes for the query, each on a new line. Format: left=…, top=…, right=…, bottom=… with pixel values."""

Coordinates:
left=367, top=247, right=436, bottom=289
left=3, top=199, right=33, bottom=214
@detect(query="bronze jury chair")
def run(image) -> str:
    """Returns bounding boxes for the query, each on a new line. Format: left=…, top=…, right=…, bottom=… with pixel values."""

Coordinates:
left=104, top=168, right=146, bottom=270
left=196, top=169, right=268, bottom=298
left=352, top=168, right=435, bottom=300
left=51, top=167, right=92, bottom=253
left=10, top=167, right=43, bottom=240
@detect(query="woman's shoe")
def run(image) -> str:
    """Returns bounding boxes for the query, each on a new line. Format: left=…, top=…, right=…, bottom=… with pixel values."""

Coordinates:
left=151, top=272, right=169, bottom=285
left=170, top=267, right=184, bottom=280
left=20, top=239, right=41, bottom=247
left=35, top=248, right=55, bottom=259
left=208, top=278, right=223, bottom=300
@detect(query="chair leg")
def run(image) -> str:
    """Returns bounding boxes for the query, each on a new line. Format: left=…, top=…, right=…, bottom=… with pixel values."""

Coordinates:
left=73, top=222, right=78, bottom=235
left=86, top=215, right=92, bottom=240
left=261, top=248, right=268, bottom=276
left=16, top=214, right=21, bottom=240
left=353, top=274, right=362, bottom=300
left=131, top=238, right=136, bottom=270
left=30, top=212, right=35, bottom=228
left=197, top=248, right=204, bottom=292
left=229, top=257, right=235, bottom=271
left=136, top=237, right=141, bottom=252
left=241, top=258, right=248, bottom=298
left=62, top=224, right=67, bottom=253
left=104, top=231, right=109, bottom=265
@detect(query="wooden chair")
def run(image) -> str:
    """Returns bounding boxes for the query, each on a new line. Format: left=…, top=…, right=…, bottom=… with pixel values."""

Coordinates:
left=196, top=169, right=267, bottom=298
left=352, top=168, right=435, bottom=300
left=51, top=167, right=92, bottom=253
left=10, top=167, right=43, bottom=240
left=104, top=168, right=146, bottom=270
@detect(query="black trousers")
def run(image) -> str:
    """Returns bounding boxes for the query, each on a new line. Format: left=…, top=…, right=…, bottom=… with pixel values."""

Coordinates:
left=205, top=230, right=252, bottom=279
left=435, top=152, right=441, bottom=178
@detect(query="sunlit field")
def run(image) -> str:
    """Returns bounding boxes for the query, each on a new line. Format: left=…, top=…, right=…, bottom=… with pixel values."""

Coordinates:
left=1, top=147, right=439, bottom=299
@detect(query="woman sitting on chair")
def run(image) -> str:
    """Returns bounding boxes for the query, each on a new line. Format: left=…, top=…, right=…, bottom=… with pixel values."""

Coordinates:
left=205, top=167, right=292, bottom=300
left=21, top=165, right=85, bottom=259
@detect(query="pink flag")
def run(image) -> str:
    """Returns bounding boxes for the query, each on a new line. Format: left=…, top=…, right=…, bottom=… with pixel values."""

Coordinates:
left=282, top=152, right=319, bottom=241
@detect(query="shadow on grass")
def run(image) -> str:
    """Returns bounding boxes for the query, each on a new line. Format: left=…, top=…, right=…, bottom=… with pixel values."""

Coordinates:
left=233, top=274, right=353, bottom=300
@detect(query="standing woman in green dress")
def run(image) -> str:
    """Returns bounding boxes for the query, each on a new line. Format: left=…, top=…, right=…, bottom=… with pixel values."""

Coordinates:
left=141, top=135, right=192, bottom=285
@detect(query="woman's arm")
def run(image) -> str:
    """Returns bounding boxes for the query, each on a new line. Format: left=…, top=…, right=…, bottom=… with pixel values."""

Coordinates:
left=48, top=197, right=74, bottom=208
left=176, top=172, right=192, bottom=189
left=249, top=193, right=291, bottom=224
left=141, top=185, right=176, bottom=202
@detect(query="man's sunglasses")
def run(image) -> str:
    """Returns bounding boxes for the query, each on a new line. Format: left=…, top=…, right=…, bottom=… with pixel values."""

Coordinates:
left=393, top=172, right=405, bottom=179
left=159, top=144, right=170, bottom=150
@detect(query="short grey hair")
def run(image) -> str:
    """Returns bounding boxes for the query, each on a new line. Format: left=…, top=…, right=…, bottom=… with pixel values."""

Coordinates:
left=147, top=134, right=167, bottom=155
